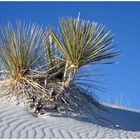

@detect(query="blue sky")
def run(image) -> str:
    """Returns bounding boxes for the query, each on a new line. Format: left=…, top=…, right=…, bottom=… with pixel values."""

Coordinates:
left=0, top=2, right=140, bottom=109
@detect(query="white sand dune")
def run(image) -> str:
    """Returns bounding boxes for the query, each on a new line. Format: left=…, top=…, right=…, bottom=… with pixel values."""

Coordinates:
left=0, top=100, right=140, bottom=139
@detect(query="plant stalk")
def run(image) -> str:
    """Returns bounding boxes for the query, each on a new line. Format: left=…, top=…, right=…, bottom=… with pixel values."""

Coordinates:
left=62, top=62, right=77, bottom=90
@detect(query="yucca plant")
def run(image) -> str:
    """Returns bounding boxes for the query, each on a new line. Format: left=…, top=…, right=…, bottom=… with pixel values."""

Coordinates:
left=51, top=17, right=119, bottom=90
left=42, top=33, right=65, bottom=81
left=0, top=22, right=48, bottom=103
left=0, top=18, right=119, bottom=118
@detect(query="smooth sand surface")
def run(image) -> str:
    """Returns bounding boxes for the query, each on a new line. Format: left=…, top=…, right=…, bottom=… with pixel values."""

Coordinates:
left=0, top=100, right=140, bottom=138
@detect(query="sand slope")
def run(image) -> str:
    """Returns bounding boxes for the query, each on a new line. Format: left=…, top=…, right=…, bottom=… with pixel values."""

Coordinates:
left=0, top=101, right=140, bottom=138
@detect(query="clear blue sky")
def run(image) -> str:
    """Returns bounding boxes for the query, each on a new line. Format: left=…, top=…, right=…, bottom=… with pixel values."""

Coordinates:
left=0, top=2, right=140, bottom=109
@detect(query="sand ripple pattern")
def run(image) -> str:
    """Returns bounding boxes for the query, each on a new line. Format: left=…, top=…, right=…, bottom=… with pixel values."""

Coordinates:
left=0, top=102, right=140, bottom=138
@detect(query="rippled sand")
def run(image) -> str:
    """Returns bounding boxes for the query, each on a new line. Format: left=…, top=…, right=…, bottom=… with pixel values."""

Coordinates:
left=0, top=100, right=140, bottom=138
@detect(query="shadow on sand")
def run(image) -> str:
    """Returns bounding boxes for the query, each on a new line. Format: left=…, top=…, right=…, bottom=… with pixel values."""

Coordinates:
left=48, top=105, right=140, bottom=132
